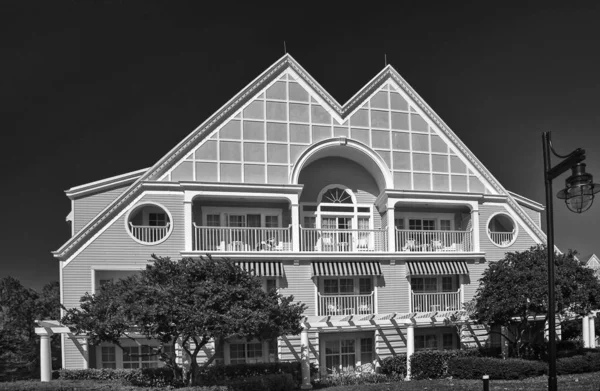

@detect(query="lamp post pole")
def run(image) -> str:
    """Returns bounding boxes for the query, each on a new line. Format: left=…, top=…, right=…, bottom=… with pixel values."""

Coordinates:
left=542, top=132, right=592, bottom=391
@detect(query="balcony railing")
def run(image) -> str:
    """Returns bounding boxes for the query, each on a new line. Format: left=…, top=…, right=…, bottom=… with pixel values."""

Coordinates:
left=412, top=290, right=461, bottom=312
left=193, top=224, right=292, bottom=252
left=396, top=229, right=472, bottom=252
left=488, top=230, right=515, bottom=246
left=317, top=292, right=374, bottom=316
left=300, top=228, right=387, bottom=252
left=129, top=222, right=170, bottom=243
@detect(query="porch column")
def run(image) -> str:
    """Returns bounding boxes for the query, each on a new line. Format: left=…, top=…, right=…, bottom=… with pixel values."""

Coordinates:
left=583, top=315, right=590, bottom=348
left=406, top=324, right=415, bottom=380
left=39, top=333, right=52, bottom=382
left=590, top=315, right=596, bottom=348
left=470, top=205, right=480, bottom=252
left=184, top=198, right=193, bottom=252
left=291, top=203, right=300, bottom=252
left=300, top=327, right=312, bottom=390
left=387, top=203, right=396, bottom=252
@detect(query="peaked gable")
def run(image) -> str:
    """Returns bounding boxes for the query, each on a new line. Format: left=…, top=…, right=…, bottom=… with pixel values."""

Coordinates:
left=53, top=54, right=546, bottom=260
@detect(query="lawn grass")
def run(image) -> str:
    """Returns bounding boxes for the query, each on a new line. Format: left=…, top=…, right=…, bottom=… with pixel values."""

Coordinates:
left=322, top=372, right=600, bottom=391
left=2, top=372, right=600, bottom=390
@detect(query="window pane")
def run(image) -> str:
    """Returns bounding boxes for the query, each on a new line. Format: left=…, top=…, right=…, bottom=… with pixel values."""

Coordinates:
left=265, top=215, right=278, bottom=228
left=443, top=333, right=454, bottom=350
left=324, top=279, right=338, bottom=294
left=228, top=215, right=245, bottom=227
left=442, top=277, right=453, bottom=292
left=440, top=220, right=451, bottom=231
left=412, top=278, right=424, bottom=292
left=423, top=220, right=435, bottom=230
left=359, top=278, right=372, bottom=294
left=266, top=279, right=277, bottom=292
left=360, top=338, right=374, bottom=369
left=395, top=218, right=404, bottom=230
left=424, top=278, right=437, bottom=292
left=339, top=279, right=354, bottom=294
left=303, top=216, right=316, bottom=228
left=230, top=343, right=245, bottom=363
left=409, top=219, right=422, bottom=230
left=425, top=335, right=437, bottom=349
left=206, top=214, right=220, bottom=226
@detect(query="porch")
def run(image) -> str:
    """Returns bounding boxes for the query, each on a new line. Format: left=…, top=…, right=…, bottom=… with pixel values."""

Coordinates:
left=412, top=290, right=461, bottom=312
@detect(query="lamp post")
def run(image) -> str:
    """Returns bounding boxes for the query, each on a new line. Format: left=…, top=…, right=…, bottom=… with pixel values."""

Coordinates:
left=542, top=131, right=599, bottom=391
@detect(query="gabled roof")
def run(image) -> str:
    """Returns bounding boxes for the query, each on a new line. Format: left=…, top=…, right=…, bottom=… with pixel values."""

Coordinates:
left=53, top=54, right=546, bottom=260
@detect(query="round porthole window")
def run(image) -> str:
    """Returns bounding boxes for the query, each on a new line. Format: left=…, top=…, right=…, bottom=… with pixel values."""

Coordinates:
left=125, top=202, right=173, bottom=245
left=487, top=212, right=517, bottom=247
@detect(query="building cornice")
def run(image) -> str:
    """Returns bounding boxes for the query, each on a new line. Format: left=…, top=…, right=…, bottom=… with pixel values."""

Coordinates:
left=65, top=168, right=148, bottom=200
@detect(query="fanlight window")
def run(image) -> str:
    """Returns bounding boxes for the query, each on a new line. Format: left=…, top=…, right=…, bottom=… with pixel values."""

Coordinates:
left=321, top=188, right=353, bottom=204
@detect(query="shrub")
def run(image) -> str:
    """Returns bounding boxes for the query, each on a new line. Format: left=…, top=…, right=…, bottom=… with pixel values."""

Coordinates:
left=448, top=356, right=546, bottom=380
left=198, top=361, right=316, bottom=385
left=221, top=373, right=296, bottom=391
left=58, top=367, right=176, bottom=387
left=380, top=354, right=407, bottom=378
left=556, top=352, right=600, bottom=375
left=314, top=371, right=390, bottom=387
left=410, top=349, right=479, bottom=380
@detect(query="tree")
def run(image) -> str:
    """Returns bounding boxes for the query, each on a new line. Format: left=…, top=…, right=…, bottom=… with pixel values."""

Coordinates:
left=0, top=278, right=61, bottom=380
left=472, top=245, right=600, bottom=357
left=62, top=255, right=307, bottom=385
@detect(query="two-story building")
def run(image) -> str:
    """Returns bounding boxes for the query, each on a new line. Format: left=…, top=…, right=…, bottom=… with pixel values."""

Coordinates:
left=51, top=54, right=546, bottom=377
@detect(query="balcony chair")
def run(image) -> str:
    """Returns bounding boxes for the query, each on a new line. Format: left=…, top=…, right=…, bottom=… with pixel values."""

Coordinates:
left=442, top=243, right=457, bottom=251
left=431, top=240, right=444, bottom=251
left=316, top=236, right=335, bottom=251
left=356, top=237, right=369, bottom=251
left=401, top=239, right=417, bottom=252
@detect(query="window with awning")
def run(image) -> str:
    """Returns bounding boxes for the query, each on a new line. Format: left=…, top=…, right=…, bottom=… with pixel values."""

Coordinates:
left=312, top=261, right=382, bottom=277
left=235, top=261, right=283, bottom=277
left=406, top=260, right=469, bottom=276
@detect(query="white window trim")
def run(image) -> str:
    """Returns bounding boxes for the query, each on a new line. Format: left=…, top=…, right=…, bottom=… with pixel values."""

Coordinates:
left=96, top=339, right=167, bottom=369
left=414, top=328, right=458, bottom=351
left=124, top=201, right=174, bottom=246
left=486, top=211, right=519, bottom=248
left=394, top=211, right=456, bottom=231
left=224, top=339, right=275, bottom=365
left=201, top=206, right=283, bottom=228
left=410, top=275, right=459, bottom=293
left=319, top=276, right=375, bottom=296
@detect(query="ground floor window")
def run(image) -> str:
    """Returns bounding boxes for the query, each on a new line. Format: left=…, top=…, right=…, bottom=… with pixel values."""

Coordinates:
left=97, top=341, right=172, bottom=369
left=321, top=332, right=374, bottom=375
left=414, top=327, right=458, bottom=351
left=226, top=339, right=277, bottom=364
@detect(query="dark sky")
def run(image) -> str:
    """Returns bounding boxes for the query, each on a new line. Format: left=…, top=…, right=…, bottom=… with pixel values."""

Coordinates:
left=2, top=1, right=599, bottom=290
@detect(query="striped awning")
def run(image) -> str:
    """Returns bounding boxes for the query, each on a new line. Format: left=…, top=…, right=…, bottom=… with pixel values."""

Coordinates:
left=235, top=261, right=283, bottom=277
left=312, top=261, right=382, bottom=277
left=406, top=261, right=469, bottom=276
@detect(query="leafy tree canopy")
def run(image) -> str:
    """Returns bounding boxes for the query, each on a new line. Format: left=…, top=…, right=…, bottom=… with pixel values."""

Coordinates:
left=472, top=245, right=600, bottom=356
left=62, top=255, right=307, bottom=385
left=0, top=278, right=60, bottom=380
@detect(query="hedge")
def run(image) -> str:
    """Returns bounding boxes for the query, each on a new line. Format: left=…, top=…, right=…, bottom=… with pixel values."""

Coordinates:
left=448, top=356, right=546, bottom=380
left=410, top=349, right=478, bottom=380
left=58, top=367, right=174, bottom=387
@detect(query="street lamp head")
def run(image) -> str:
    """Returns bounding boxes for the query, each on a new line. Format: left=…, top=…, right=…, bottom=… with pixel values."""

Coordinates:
left=556, top=163, right=600, bottom=213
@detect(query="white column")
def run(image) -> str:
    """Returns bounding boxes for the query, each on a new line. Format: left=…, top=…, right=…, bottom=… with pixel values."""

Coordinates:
left=387, top=204, right=396, bottom=252
left=300, top=327, right=312, bottom=390
left=583, top=315, right=590, bottom=348
left=80, top=337, right=89, bottom=369
left=40, top=334, right=52, bottom=382
left=470, top=206, right=480, bottom=252
left=406, top=324, right=415, bottom=380
left=589, top=315, right=596, bottom=348
left=184, top=199, right=193, bottom=252
left=291, top=203, right=300, bottom=252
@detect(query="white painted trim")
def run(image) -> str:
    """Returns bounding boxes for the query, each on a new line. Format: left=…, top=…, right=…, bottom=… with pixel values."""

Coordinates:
left=90, top=266, right=145, bottom=294
left=289, top=138, right=393, bottom=191
left=59, top=262, right=65, bottom=369
left=485, top=210, right=520, bottom=248
left=123, top=201, right=174, bottom=246
left=507, top=191, right=545, bottom=211
left=66, top=168, right=148, bottom=199
left=200, top=206, right=283, bottom=228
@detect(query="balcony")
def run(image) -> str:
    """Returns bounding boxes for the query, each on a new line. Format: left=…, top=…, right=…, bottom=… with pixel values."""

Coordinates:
left=317, top=293, right=374, bottom=316
left=129, top=222, right=170, bottom=243
left=300, top=228, right=388, bottom=252
left=412, top=290, right=461, bottom=312
left=193, top=225, right=292, bottom=252
left=396, top=229, right=473, bottom=253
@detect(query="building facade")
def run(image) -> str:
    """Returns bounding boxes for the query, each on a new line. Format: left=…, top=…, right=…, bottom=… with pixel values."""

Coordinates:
left=52, top=55, right=547, bottom=376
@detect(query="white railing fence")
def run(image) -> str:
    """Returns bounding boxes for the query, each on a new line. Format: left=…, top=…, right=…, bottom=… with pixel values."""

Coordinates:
left=318, top=293, right=374, bottom=316
left=488, top=230, right=515, bottom=246
left=396, top=229, right=472, bottom=252
left=300, top=227, right=387, bottom=252
left=192, top=224, right=292, bottom=252
left=129, top=222, right=170, bottom=243
left=412, top=290, right=461, bottom=312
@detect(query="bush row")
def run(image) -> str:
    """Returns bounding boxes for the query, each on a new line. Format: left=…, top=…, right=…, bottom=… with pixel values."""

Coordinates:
left=58, top=367, right=175, bottom=387
left=448, top=356, right=546, bottom=380
left=380, top=349, right=478, bottom=380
